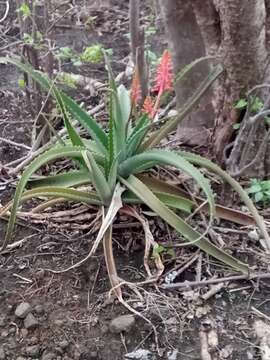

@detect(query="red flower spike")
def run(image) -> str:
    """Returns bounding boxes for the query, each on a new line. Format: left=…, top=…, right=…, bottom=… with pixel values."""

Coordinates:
left=152, top=49, right=173, bottom=94
left=143, top=96, right=155, bottom=119
left=130, top=67, right=141, bottom=105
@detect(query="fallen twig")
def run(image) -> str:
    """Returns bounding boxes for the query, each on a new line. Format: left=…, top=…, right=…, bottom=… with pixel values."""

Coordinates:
left=0, top=0, right=9, bottom=23
left=0, top=136, right=31, bottom=150
left=161, top=272, right=270, bottom=290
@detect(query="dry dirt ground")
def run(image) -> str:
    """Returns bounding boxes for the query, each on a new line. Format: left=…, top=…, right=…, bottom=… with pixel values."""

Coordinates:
left=1, top=1, right=270, bottom=360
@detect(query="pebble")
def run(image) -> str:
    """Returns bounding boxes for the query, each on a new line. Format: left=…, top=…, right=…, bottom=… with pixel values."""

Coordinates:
left=28, top=337, right=38, bottom=345
left=16, top=357, right=27, bottom=360
left=0, top=330, right=8, bottom=338
left=15, top=303, right=32, bottom=319
left=24, top=313, right=39, bottom=330
left=88, top=351, right=98, bottom=359
left=20, top=329, right=28, bottom=338
left=53, top=319, right=65, bottom=327
left=25, top=345, right=40, bottom=357
left=41, top=353, right=56, bottom=360
left=58, top=340, right=69, bottom=350
left=124, top=349, right=154, bottom=359
left=7, top=338, right=17, bottom=350
left=167, top=349, right=179, bottom=360
left=0, top=347, right=5, bottom=360
left=109, top=314, right=135, bottom=334
left=248, top=229, right=259, bottom=242
left=0, top=316, right=6, bottom=327
left=100, top=324, right=109, bottom=335
left=34, top=304, right=44, bottom=315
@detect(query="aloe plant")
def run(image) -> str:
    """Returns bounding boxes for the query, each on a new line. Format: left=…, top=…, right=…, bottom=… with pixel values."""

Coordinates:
left=1, top=52, right=269, bottom=298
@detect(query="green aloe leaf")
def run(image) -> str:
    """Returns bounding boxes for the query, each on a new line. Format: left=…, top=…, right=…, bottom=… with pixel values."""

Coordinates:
left=4, top=145, right=86, bottom=245
left=123, top=191, right=192, bottom=213
left=117, top=84, right=131, bottom=126
left=178, top=150, right=270, bottom=248
left=28, top=170, right=91, bottom=188
left=120, top=175, right=249, bottom=273
left=104, top=52, right=126, bottom=158
left=126, top=114, right=150, bottom=156
left=81, top=150, right=112, bottom=205
left=3, top=187, right=101, bottom=214
left=119, top=149, right=216, bottom=220
left=137, top=175, right=255, bottom=226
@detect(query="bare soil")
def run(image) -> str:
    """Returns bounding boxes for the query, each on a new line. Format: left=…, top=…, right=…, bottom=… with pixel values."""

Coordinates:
left=1, top=1, right=270, bottom=360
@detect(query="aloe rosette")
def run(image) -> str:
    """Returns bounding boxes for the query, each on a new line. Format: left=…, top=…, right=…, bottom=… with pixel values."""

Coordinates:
left=0, top=51, right=269, bottom=294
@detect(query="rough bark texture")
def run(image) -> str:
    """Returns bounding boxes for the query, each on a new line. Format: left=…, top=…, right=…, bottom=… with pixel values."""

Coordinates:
left=213, top=0, right=268, bottom=165
left=160, top=0, right=214, bottom=146
left=129, top=0, right=148, bottom=102
left=161, top=0, right=270, bottom=177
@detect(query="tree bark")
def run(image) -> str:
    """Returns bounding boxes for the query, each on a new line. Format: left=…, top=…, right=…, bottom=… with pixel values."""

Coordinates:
left=213, top=0, right=268, bottom=165
left=160, top=0, right=214, bottom=146
left=161, top=0, right=270, bottom=177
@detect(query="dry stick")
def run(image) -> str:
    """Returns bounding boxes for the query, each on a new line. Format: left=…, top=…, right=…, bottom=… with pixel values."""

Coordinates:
left=0, top=0, right=9, bottom=23
left=136, top=31, right=148, bottom=102
left=230, top=129, right=270, bottom=177
left=199, top=331, right=212, bottom=360
left=129, top=0, right=140, bottom=65
left=161, top=272, right=270, bottom=290
left=129, top=0, right=148, bottom=101
left=0, top=137, right=31, bottom=150
left=173, top=252, right=200, bottom=278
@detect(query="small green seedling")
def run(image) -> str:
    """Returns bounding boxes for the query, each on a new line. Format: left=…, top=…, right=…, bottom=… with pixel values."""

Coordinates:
left=18, top=2, right=31, bottom=20
left=80, top=45, right=103, bottom=63
left=152, top=244, right=175, bottom=259
left=247, top=179, right=270, bottom=205
left=234, top=96, right=270, bottom=130
left=235, top=96, right=263, bottom=113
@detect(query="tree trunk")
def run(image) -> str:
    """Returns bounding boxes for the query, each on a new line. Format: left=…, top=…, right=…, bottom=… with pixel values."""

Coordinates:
left=160, top=0, right=215, bottom=146
left=160, top=0, right=270, bottom=177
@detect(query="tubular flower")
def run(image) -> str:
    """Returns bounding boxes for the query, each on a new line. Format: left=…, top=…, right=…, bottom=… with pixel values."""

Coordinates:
left=130, top=67, right=141, bottom=105
left=152, top=49, right=173, bottom=94
left=142, top=96, right=155, bottom=119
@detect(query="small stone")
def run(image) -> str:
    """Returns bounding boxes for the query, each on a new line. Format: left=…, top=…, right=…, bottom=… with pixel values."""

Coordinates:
left=16, top=357, right=27, bottom=360
left=24, top=313, right=39, bottom=330
left=15, top=303, right=32, bottom=319
left=167, top=349, right=178, bottom=360
left=0, top=347, right=5, bottom=360
left=41, top=352, right=56, bottom=360
left=7, top=338, right=17, bottom=350
left=35, top=269, right=45, bottom=279
left=28, top=336, right=38, bottom=345
left=0, top=316, right=6, bottom=327
left=100, top=324, right=108, bottom=335
left=58, top=340, right=69, bottom=350
left=0, top=330, right=8, bottom=337
left=25, top=345, right=40, bottom=357
left=248, top=229, right=259, bottom=242
left=53, top=319, right=65, bottom=327
left=109, top=314, right=135, bottom=334
left=124, top=349, right=154, bottom=359
left=55, top=347, right=63, bottom=355
left=21, top=329, right=28, bottom=338
left=34, top=304, right=44, bottom=315
left=8, top=326, right=16, bottom=335
left=89, top=351, right=98, bottom=359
